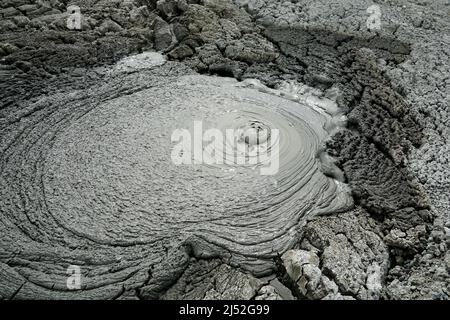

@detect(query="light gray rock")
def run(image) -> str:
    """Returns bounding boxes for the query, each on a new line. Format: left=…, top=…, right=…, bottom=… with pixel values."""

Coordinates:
left=255, top=285, right=283, bottom=300
left=281, top=249, right=340, bottom=300
left=162, top=260, right=266, bottom=300
left=12, top=15, right=30, bottom=27
left=1, top=7, right=20, bottom=17
left=0, top=19, right=17, bottom=31
left=156, top=0, right=178, bottom=19
left=17, top=4, right=39, bottom=14
left=224, top=33, right=279, bottom=63
left=153, top=17, right=175, bottom=51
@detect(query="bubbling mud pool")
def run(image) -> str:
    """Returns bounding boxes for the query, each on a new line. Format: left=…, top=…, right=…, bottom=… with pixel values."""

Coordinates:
left=45, top=74, right=351, bottom=263
left=0, top=58, right=353, bottom=293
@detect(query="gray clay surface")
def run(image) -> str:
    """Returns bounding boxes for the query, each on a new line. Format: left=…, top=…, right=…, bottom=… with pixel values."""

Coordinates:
left=0, top=0, right=448, bottom=300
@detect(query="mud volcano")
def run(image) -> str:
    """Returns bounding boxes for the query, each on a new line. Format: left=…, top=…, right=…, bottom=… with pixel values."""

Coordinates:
left=45, top=73, right=352, bottom=262
left=0, top=0, right=448, bottom=300
left=0, top=57, right=352, bottom=297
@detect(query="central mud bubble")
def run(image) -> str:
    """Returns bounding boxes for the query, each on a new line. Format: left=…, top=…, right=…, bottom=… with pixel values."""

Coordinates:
left=40, top=74, right=352, bottom=274
left=238, top=120, right=270, bottom=146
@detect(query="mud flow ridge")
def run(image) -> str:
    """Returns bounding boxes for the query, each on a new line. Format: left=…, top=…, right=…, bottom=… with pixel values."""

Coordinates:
left=0, top=0, right=446, bottom=300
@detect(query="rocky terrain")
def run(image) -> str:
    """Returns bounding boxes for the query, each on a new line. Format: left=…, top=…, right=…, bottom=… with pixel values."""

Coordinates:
left=0, top=0, right=448, bottom=300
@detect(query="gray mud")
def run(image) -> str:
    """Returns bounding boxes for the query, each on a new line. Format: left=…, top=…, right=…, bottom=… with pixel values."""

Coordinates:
left=0, top=0, right=448, bottom=300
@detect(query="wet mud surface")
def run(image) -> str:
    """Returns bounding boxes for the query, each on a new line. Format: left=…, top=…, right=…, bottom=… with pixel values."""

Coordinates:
left=0, top=0, right=448, bottom=299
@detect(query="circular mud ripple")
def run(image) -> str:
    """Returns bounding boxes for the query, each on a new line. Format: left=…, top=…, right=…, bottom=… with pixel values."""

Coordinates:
left=0, top=71, right=352, bottom=297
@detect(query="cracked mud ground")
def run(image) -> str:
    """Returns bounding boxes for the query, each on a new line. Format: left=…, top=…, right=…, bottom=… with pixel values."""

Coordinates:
left=0, top=0, right=448, bottom=300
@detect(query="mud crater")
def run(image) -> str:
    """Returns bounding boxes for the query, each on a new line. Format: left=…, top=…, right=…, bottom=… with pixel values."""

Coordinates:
left=0, top=0, right=437, bottom=300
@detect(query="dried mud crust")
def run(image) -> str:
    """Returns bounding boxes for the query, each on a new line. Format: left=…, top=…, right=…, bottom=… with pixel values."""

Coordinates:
left=0, top=0, right=448, bottom=299
left=0, top=0, right=157, bottom=108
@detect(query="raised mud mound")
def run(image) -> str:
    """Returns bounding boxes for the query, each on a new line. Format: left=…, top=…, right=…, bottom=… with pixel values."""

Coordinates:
left=0, top=0, right=448, bottom=300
